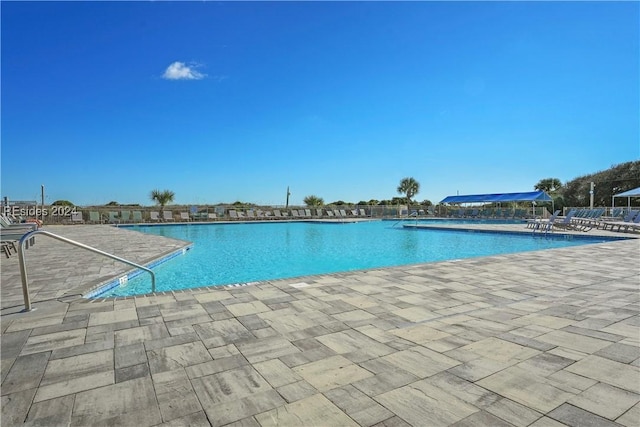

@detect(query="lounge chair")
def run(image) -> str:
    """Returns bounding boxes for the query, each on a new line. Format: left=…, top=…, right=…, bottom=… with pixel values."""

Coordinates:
left=527, top=210, right=560, bottom=229
left=120, top=210, right=131, bottom=223
left=601, top=210, right=639, bottom=232
left=316, top=209, right=324, bottom=218
left=163, top=211, right=174, bottom=222
left=89, top=211, right=101, bottom=223
left=71, top=211, right=84, bottom=223
left=1, top=241, right=17, bottom=258
left=551, top=210, right=578, bottom=231
left=108, top=211, right=120, bottom=224
left=531, top=211, right=563, bottom=233
left=628, top=215, right=640, bottom=233
left=1, top=229, right=36, bottom=250
left=208, top=213, right=217, bottom=220
left=326, top=210, right=334, bottom=217
left=150, top=211, right=160, bottom=222
left=180, top=212, right=190, bottom=221
left=0, top=215, right=38, bottom=232
left=359, top=209, right=367, bottom=216
left=132, top=211, right=143, bottom=223
left=305, top=209, right=312, bottom=218
left=605, top=211, right=640, bottom=233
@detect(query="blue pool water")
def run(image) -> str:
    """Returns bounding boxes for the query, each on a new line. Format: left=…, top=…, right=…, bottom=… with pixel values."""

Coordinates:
left=99, top=221, right=614, bottom=297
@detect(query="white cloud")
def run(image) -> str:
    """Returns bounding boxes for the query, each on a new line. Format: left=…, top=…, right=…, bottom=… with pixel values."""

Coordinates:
left=162, top=61, right=206, bottom=80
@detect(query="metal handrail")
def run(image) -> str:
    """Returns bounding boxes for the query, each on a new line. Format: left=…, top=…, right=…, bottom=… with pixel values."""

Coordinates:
left=391, top=211, right=419, bottom=227
left=17, top=229, right=156, bottom=311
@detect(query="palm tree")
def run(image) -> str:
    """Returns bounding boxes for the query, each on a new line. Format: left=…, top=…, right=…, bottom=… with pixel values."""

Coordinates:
left=150, top=189, right=175, bottom=220
left=534, top=178, right=562, bottom=194
left=397, top=177, right=420, bottom=207
left=303, top=195, right=324, bottom=207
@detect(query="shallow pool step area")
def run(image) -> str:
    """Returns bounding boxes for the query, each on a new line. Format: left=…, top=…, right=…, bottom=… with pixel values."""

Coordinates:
left=0, top=225, right=191, bottom=313
left=85, top=245, right=193, bottom=299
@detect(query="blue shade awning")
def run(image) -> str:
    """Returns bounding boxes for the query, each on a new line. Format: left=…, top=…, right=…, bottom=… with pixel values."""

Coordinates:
left=440, top=191, right=552, bottom=204
left=613, top=186, right=640, bottom=198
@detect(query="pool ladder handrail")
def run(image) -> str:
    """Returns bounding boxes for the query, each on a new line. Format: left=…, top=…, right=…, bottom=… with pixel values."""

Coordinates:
left=17, top=229, right=156, bottom=312
left=391, top=211, right=419, bottom=228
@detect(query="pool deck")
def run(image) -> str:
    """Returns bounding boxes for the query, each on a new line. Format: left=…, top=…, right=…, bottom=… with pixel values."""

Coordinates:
left=1, top=222, right=639, bottom=426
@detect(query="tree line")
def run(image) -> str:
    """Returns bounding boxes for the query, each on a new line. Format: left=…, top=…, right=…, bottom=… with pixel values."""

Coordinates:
left=535, top=161, right=640, bottom=209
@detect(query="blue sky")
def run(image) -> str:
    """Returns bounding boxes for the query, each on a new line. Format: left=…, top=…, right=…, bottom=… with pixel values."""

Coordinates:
left=2, top=1, right=638, bottom=206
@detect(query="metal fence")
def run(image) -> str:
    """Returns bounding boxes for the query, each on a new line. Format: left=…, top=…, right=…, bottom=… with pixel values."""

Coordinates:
left=3, top=202, right=563, bottom=225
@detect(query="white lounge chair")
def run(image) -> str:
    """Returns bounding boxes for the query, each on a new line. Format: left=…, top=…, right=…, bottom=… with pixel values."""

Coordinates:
left=163, top=211, right=174, bottom=222
left=120, top=210, right=131, bottom=223
left=108, top=211, right=120, bottom=224
left=132, top=211, right=143, bottom=223
left=180, top=212, right=190, bottom=221
left=527, top=210, right=560, bottom=229
left=71, top=211, right=84, bottom=223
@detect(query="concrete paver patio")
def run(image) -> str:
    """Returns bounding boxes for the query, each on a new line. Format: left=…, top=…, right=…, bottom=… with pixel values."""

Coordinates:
left=1, top=223, right=638, bottom=426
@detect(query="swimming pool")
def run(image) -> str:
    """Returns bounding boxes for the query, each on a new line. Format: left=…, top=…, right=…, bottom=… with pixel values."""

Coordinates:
left=96, top=220, right=617, bottom=297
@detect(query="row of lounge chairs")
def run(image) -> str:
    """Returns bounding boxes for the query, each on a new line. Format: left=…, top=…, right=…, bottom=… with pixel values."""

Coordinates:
left=77, top=210, right=174, bottom=224
left=74, top=208, right=371, bottom=224
left=449, top=208, right=530, bottom=219
left=527, top=208, right=640, bottom=233
left=227, top=208, right=367, bottom=220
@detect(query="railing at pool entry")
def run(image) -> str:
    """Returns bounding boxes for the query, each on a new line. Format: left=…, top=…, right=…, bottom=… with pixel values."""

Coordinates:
left=17, top=229, right=156, bottom=312
left=391, top=211, right=419, bottom=227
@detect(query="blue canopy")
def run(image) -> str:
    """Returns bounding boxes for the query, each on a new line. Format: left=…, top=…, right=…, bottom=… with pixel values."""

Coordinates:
left=440, top=191, right=552, bottom=204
